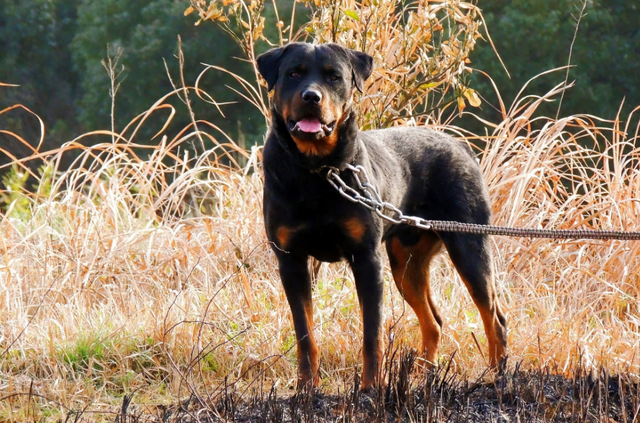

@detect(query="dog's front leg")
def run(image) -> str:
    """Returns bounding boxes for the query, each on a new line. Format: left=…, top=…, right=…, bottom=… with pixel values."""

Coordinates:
left=349, top=248, right=384, bottom=390
left=276, top=252, right=319, bottom=387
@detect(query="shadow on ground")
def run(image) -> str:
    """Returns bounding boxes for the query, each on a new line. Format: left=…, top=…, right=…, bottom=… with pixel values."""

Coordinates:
left=93, top=350, right=639, bottom=423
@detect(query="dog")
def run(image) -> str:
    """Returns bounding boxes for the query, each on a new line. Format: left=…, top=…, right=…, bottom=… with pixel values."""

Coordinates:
left=257, top=42, right=507, bottom=389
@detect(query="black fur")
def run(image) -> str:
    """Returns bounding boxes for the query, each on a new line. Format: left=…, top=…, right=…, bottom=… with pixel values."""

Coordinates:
left=257, top=42, right=507, bottom=389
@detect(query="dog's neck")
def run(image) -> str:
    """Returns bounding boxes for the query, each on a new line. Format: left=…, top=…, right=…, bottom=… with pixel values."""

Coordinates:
left=270, top=109, right=361, bottom=172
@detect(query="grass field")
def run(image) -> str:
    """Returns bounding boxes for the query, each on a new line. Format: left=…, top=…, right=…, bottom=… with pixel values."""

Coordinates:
left=2, top=1, right=640, bottom=420
left=2, top=79, right=640, bottom=421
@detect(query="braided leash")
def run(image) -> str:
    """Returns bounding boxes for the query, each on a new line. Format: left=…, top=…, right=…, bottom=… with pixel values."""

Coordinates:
left=323, top=164, right=640, bottom=241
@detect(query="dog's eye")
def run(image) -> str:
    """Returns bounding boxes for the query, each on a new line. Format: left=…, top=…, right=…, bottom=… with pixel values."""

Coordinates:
left=329, top=75, right=340, bottom=81
left=289, top=72, right=299, bottom=78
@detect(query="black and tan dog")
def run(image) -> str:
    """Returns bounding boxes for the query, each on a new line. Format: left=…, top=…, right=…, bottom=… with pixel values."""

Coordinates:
left=257, top=42, right=507, bottom=389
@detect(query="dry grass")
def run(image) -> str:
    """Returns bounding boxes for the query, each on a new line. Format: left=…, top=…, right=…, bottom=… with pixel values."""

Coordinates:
left=1, top=79, right=640, bottom=420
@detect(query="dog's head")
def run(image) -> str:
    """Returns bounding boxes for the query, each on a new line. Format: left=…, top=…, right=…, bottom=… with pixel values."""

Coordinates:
left=257, top=43, right=373, bottom=157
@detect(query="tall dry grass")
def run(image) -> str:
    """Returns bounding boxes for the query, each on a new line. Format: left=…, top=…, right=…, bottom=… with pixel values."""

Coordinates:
left=1, top=0, right=640, bottom=420
left=2, top=80, right=640, bottom=420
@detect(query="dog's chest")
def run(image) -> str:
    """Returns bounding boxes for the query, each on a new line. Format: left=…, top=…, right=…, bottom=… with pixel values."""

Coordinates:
left=264, top=177, right=372, bottom=262
left=293, top=223, right=354, bottom=263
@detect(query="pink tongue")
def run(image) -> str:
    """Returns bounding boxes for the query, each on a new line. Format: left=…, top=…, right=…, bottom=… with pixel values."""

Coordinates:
left=297, top=118, right=322, bottom=133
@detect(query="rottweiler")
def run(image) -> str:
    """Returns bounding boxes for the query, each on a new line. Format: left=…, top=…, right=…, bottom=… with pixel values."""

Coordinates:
left=257, top=42, right=507, bottom=389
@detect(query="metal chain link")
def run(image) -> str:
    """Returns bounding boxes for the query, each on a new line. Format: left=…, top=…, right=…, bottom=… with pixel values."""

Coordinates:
left=322, top=163, right=640, bottom=241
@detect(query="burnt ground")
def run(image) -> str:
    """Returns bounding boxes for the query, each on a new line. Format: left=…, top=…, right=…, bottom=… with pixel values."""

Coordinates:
left=62, top=351, right=640, bottom=422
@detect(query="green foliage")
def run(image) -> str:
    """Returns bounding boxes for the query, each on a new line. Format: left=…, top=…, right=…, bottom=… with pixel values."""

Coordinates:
left=0, top=0, right=79, bottom=114
left=58, top=332, right=108, bottom=374
left=0, top=164, right=30, bottom=218
left=1, top=163, right=55, bottom=218
left=470, top=0, right=640, bottom=121
left=70, top=0, right=264, bottom=145
left=0, top=0, right=266, bottom=172
left=1, top=0, right=639, bottom=170
left=0, top=0, right=80, bottom=162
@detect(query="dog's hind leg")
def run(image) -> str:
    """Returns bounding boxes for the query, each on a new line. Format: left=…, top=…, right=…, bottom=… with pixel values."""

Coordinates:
left=386, top=231, right=443, bottom=365
left=440, top=232, right=507, bottom=368
left=276, top=252, right=320, bottom=387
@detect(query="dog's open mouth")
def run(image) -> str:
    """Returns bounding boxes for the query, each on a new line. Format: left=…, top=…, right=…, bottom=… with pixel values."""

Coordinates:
left=288, top=117, right=336, bottom=136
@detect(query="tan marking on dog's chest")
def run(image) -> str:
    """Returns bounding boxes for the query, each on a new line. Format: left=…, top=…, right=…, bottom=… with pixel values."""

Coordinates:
left=276, top=226, right=294, bottom=248
left=343, top=217, right=366, bottom=243
left=291, top=136, right=338, bottom=156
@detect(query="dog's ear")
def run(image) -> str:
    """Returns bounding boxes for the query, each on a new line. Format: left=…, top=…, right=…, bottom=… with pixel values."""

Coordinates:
left=348, top=49, right=373, bottom=93
left=256, top=46, right=288, bottom=91
left=326, top=44, right=373, bottom=93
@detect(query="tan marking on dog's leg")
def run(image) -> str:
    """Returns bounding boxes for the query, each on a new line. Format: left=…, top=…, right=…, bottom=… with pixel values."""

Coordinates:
left=459, top=274, right=507, bottom=367
left=388, top=235, right=443, bottom=365
left=297, top=294, right=320, bottom=387
left=360, top=330, right=383, bottom=389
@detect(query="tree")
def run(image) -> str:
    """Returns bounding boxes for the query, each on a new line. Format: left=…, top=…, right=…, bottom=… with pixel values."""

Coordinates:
left=469, top=0, right=640, bottom=126
left=71, top=0, right=263, bottom=149
left=0, top=0, right=81, bottom=166
left=0, top=0, right=267, bottom=175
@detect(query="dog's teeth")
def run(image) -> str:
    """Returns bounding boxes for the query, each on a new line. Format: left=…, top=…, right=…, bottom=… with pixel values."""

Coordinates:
left=322, top=122, right=335, bottom=133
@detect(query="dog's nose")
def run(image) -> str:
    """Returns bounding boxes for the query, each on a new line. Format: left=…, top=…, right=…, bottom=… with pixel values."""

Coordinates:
left=302, top=89, right=322, bottom=104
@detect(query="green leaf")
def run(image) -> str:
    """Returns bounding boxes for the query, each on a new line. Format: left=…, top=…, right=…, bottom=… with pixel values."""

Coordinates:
left=419, top=82, right=439, bottom=90
left=341, top=8, right=360, bottom=21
